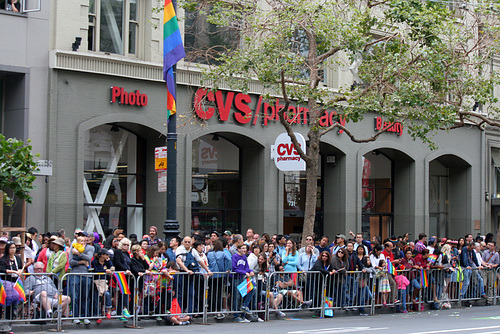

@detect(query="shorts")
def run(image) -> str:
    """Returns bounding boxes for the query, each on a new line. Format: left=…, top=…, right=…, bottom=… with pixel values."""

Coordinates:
left=35, top=294, right=58, bottom=308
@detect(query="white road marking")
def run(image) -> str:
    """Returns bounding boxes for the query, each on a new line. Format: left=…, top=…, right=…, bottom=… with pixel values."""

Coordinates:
left=407, top=325, right=500, bottom=334
left=288, top=327, right=388, bottom=334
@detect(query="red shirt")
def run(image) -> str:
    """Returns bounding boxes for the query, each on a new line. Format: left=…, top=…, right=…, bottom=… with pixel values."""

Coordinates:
left=414, top=254, right=429, bottom=269
left=382, top=249, right=395, bottom=262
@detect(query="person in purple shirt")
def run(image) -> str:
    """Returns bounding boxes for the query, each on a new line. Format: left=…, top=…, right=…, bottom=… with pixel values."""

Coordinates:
left=232, top=244, right=256, bottom=323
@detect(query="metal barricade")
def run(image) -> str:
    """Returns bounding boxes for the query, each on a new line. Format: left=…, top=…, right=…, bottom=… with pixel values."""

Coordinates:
left=321, top=270, right=373, bottom=315
left=265, top=271, right=321, bottom=319
left=0, top=272, right=60, bottom=325
left=459, top=267, right=488, bottom=305
left=59, top=271, right=136, bottom=329
left=5, top=265, right=497, bottom=331
left=135, top=271, right=206, bottom=323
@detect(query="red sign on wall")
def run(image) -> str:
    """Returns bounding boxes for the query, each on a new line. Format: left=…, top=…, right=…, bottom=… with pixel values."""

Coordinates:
left=110, top=86, right=148, bottom=106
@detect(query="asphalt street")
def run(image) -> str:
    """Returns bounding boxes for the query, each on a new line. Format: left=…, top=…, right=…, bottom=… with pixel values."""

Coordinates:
left=15, top=305, right=500, bottom=334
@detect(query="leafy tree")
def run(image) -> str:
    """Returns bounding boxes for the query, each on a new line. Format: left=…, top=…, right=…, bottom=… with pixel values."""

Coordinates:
left=182, top=0, right=500, bottom=243
left=0, top=135, right=38, bottom=226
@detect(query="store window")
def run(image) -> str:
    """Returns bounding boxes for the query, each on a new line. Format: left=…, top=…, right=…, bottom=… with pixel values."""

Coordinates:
left=184, top=6, right=240, bottom=65
left=88, top=0, right=139, bottom=55
left=83, top=124, right=145, bottom=235
left=361, top=152, right=393, bottom=240
left=191, top=134, right=241, bottom=233
left=283, top=160, right=323, bottom=236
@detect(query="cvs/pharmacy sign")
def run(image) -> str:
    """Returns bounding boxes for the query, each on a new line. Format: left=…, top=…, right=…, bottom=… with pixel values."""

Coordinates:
left=271, top=133, right=306, bottom=171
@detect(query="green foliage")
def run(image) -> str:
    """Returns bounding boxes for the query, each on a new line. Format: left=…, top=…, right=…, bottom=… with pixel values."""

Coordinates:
left=182, top=0, right=500, bottom=145
left=0, top=134, right=38, bottom=206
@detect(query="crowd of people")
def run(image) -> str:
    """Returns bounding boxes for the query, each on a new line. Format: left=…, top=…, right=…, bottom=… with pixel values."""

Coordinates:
left=0, top=226, right=498, bottom=327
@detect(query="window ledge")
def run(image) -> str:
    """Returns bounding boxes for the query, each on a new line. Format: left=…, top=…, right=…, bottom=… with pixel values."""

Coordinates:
left=0, top=9, right=27, bottom=17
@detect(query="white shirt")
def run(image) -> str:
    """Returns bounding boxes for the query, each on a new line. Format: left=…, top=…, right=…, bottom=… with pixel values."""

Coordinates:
left=370, top=253, right=386, bottom=268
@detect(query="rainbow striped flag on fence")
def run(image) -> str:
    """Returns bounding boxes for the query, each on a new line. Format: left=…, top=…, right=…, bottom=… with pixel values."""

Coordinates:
left=114, top=272, right=131, bottom=295
left=420, top=269, right=429, bottom=288
left=387, top=260, right=397, bottom=276
left=0, top=280, right=6, bottom=305
left=14, top=279, right=26, bottom=302
left=163, top=0, right=186, bottom=119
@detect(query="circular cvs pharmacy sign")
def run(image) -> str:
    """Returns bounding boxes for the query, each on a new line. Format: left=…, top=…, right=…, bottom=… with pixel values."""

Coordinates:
left=271, top=133, right=306, bottom=171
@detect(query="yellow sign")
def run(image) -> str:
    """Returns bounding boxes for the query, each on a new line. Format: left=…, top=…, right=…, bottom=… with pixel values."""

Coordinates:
left=155, top=146, right=167, bottom=171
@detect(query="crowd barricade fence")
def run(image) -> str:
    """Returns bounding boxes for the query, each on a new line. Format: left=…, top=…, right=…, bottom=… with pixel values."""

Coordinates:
left=1, top=267, right=498, bottom=330
left=58, top=271, right=136, bottom=330
left=135, top=271, right=206, bottom=323
left=265, top=271, right=324, bottom=320
left=0, top=272, right=60, bottom=326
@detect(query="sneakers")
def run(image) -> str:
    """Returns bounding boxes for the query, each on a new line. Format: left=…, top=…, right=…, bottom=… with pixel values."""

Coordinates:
left=257, top=318, right=264, bottom=322
left=106, top=313, right=111, bottom=319
left=73, top=319, right=81, bottom=325
left=215, top=313, right=226, bottom=320
left=83, top=319, right=91, bottom=325
left=96, top=319, right=102, bottom=324
left=122, top=309, right=132, bottom=318
left=234, top=317, right=250, bottom=323
left=179, top=321, right=190, bottom=325
left=110, top=310, right=117, bottom=316
left=240, top=306, right=252, bottom=315
left=156, top=316, right=163, bottom=321
left=119, top=317, right=128, bottom=322
left=275, top=310, right=286, bottom=317
left=300, top=300, right=312, bottom=309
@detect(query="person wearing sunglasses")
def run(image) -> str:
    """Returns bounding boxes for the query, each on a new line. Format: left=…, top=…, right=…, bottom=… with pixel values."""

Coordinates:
left=331, top=248, right=349, bottom=308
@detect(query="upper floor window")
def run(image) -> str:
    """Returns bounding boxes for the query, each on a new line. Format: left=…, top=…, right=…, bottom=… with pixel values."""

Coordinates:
left=1, top=0, right=40, bottom=13
left=184, top=7, right=240, bottom=65
left=88, top=0, right=139, bottom=56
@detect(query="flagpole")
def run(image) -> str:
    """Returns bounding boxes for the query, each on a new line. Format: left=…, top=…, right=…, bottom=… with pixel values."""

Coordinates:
left=164, top=0, right=180, bottom=244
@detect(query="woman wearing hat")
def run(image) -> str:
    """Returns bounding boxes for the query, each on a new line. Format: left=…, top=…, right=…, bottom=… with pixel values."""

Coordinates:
left=91, top=248, right=115, bottom=322
left=47, top=238, right=68, bottom=284
left=148, top=226, right=161, bottom=247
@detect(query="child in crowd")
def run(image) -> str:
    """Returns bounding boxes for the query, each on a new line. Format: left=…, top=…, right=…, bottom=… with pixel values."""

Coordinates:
left=394, top=273, right=410, bottom=313
left=71, top=236, right=92, bottom=270
left=376, top=259, right=391, bottom=307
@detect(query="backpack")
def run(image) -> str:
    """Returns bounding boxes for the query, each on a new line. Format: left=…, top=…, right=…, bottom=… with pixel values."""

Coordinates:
left=184, top=249, right=200, bottom=272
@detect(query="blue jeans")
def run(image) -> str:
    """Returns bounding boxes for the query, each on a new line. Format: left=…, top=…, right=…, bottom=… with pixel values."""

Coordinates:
left=68, top=275, right=92, bottom=318
left=93, top=289, right=112, bottom=316
left=396, top=288, right=407, bottom=311
left=460, top=269, right=472, bottom=298
left=233, top=277, right=256, bottom=319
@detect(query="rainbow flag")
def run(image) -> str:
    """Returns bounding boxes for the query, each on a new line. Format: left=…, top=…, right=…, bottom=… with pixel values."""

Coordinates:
left=428, top=254, right=438, bottom=264
left=0, top=280, right=6, bottom=305
left=114, top=272, right=131, bottom=295
left=237, top=277, right=254, bottom=297
left=387, top=260, right=397, bottom=276
left=163, top=0, right=186, bottom=118
left=14, top=279, right=26, bottom=302
left=420, top=269, right=428, bottom=288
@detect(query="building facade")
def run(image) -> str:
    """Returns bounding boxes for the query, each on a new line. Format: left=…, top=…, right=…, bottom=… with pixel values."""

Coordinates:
left=0, top=0, right=495, bottom=241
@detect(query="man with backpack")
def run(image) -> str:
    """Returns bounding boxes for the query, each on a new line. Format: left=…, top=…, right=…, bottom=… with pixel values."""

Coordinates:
left=175, top=236, right=211, bottom=314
